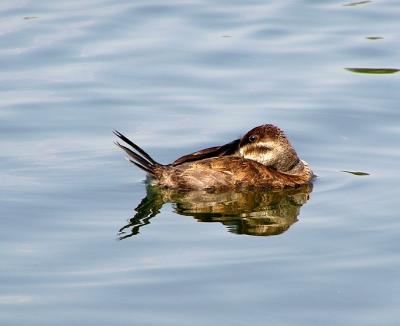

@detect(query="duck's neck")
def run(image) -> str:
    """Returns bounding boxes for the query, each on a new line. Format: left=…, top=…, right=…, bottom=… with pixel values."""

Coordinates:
left=284, top=159, right=303, bottom=174
left=272, top=148, right=300, bottom=173
left=284, top=160, right=313, bottom=181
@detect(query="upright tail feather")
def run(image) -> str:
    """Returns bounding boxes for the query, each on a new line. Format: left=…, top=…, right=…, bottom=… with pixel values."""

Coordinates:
left=114, top=131, right=161, bottom=175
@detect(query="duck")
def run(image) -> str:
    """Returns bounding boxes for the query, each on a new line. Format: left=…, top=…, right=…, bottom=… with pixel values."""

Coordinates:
left=114, top=124, right=313, bottom=191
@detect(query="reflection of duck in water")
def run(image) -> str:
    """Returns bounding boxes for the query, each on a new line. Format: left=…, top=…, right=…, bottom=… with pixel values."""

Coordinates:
left=114, top=124, right=313, bottom=191
left=118, top=184, right=312, bottom=239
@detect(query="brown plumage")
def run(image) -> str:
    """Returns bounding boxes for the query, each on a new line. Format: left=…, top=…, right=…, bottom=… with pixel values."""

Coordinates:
left=114, top=124, right=313, bottom=191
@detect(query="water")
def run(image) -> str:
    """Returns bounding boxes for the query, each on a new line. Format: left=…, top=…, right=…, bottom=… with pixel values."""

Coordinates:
left=1, top=0, right=400, bottom=325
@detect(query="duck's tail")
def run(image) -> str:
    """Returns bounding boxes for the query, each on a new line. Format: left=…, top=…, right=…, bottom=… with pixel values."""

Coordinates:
left=114, top=131, right=161, bottom=175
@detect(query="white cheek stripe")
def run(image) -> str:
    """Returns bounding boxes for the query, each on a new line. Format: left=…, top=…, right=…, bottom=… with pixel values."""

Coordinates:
left=239, top=141, right=272, bottom=154
left=239, top=144, right=274, bottom=165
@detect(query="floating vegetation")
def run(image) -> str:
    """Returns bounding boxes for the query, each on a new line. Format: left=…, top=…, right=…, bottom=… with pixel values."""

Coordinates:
left=366, top=36, right=383, bottom=40
left=345, top=68, right=399, bottom=74
left=343, top=1, right=372, bottom=6
left=342, top=171, right=370, bottom=176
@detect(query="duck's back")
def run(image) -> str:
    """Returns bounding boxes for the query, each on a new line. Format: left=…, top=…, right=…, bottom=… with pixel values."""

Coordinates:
left=153, top=156, right=311, bottom=191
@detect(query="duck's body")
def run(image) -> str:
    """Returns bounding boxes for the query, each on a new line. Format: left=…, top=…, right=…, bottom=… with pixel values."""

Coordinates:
left=115, top=124, right=313, bottom=191
left=152, top=156, right=312, bottom=191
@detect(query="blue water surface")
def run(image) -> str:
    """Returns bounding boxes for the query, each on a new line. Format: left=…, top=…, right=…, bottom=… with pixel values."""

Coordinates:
left=1, top=0, right=400, bottom=325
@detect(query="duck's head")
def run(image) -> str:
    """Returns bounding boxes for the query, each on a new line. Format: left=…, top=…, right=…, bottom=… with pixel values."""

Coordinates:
left=239, top=124, right=300, bottom=172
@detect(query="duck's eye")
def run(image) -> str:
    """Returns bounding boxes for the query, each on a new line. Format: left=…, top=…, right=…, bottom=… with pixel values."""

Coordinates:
left=249, top=135, right=258, bottom=143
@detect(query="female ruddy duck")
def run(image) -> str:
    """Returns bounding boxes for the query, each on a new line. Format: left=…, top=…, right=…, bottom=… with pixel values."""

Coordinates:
left=114, top=124, right=313, bottom=191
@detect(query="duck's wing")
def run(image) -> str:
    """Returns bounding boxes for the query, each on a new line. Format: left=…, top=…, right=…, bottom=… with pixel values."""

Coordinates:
left=172, top=139, right=240, bottom=166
